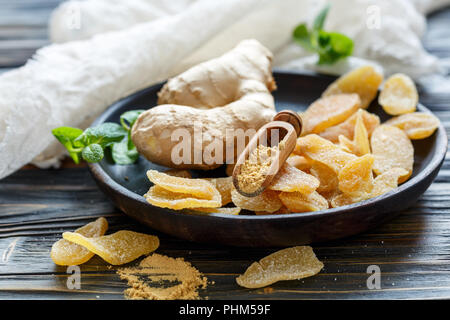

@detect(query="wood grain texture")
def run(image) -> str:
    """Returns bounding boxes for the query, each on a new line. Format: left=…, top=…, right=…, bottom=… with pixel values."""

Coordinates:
left=0, top=2, right=449, bottom=300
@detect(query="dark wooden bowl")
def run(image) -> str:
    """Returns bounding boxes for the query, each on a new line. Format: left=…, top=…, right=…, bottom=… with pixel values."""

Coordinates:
left=87, top=71, right=447, bottom=247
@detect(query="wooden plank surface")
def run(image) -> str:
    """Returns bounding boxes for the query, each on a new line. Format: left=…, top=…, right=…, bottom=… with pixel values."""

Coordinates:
left=0, top=2, right=450, bottom=300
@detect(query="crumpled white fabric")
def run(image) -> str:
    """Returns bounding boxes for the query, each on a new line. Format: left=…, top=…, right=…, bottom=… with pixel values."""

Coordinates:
left=0, top=0, right=448, bottom=179
left=49, top=0, right=450, bottom=78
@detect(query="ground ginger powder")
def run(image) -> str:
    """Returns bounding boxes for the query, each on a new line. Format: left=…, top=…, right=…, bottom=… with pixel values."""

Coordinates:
left=117, top=253, right=208, bottom=300
left=237, top=142, right=283, bottom=194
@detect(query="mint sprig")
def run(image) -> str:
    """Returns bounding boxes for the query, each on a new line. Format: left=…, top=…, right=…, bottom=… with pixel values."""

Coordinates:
left=293, top=4, right=353, bottom=65
left=52, top=109, right=145, bottom=165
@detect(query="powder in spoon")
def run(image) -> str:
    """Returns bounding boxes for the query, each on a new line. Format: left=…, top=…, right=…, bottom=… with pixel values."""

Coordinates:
left=117, top=253, right=208, bottom=300
left=237, top=142, right=284, bottom=194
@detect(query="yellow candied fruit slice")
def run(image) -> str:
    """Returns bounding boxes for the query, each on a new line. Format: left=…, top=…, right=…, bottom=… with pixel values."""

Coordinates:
left=236, top=246, right=324, bottom=289
left=338, top=135, right=356, bottom=153
left=379, top=73, right=418, bottom=115
left=204, top=177, right=233, bottom=206
left=338, top=154, right=374, bottom=198
left=286, top=155, right=312, bottom=172
left=371, top=125, right=414, bottom=183
left=279, top=191, right=328, bottom=213
left=384, top=112, right=440, bottom=140
left=330, top=192, right=357, bottom=208
left=63, top=230, right=159, bottom=265
left=353, top=110, right=371, bottom=155
left=164, top=169, right=192, bottom=178
left=231, top=189, right=282, bottom=213
left=322, top=65, right=383, bottom=109
left=302, top=93, right=361, bottom=134
left=268, top=163, right=319, bottom=194
left=310, top=161, right=339, bottom=194
left=145, top=185, right=221, bottom=210
left=51, top=217, right=108, bottom=266
left=319, top=109, right=380, bottom=143
left=372, top=168, right=409, bottom=197
left=296, top=134, right=357, bottom=174
left=337, top=110, right=371, bottom=156
left=147, top=170, right=218, bottom=200
left=190, top=207, right=241, bottom=215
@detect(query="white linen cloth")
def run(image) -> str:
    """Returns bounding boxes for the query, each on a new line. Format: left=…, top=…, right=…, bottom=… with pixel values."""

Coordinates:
left=0, top=0, right=448, bottom=179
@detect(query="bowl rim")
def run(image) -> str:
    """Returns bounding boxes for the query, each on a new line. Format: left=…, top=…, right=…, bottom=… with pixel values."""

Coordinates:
left=88, top=70, right=448, bottom=222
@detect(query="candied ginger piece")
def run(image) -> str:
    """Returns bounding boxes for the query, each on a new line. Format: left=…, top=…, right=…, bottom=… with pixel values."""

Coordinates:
left=371, top=125, right=413, bottom=183
left=310, top=161, right=339, bottom=194
left=147, top=170, right=218, bottom=200
left=296, top=134, right=357, bottom=174
left=231, top=189, right=282, bottom=213
left=51, top=217, right=108, bottom=266
left=145, top=185, right=221, bottom=210
left=337, top=110, right=370, bottom=156
left=268, top=163, right=319, bottom=194
left=236, top=246, right=323, bottom=288
left=379, top=73, right=418, bottom=115
left=279, top=191, right=328, bottom=213
left=372, top=168, right=409, bottom=197
left=204, top=177, right=233, bottom=205
left=338, top=154, right=374, bottom=198
left=353, top=110, right=371, bottom=155
left=322, top=65, right=383, bottom=108
left=286, top=155, right=312, bottom=172
left=338, top=135, right=356, bottom=153
left=63, top=230, right=159, bottom=265
left=385, top=112, right=440, bottom=140
left=319, top=109, right=380, bottom=143
left=302, top=94, right=361, bottom=134
left=330, top=192, right=357, bottom=208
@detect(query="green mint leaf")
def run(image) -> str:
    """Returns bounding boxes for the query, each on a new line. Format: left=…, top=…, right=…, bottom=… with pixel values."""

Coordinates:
left=313, top=4, right=330, bottom=32
left=111, top=137, right=139, bottom=165
left=81, top=143, right=104, bottom=163
left=292, top=3, right=353, bottom=66
left=120, top=110, right=145, bottom=131
left=317, top=30, right=353, bottom=64
left=75, top=123, right=127, bottom=148
left=292, top=24, right=314, bottom=51
left=52, top=126, right=84, bottom=164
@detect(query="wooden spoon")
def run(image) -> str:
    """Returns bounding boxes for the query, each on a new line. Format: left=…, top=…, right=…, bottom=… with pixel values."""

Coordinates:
left=232, top=110, right=303, bottom=197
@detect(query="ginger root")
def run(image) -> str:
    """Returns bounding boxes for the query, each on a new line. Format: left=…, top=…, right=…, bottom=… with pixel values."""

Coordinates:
left=131, top=39, right=276, bottom=170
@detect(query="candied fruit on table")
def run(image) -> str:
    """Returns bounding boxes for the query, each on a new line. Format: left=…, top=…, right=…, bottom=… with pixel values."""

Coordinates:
left=236, top=246, right=324, bottom=288
left=63, top=230, right=159, bottom=265
left=51, top=217, right=108, bottom=266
